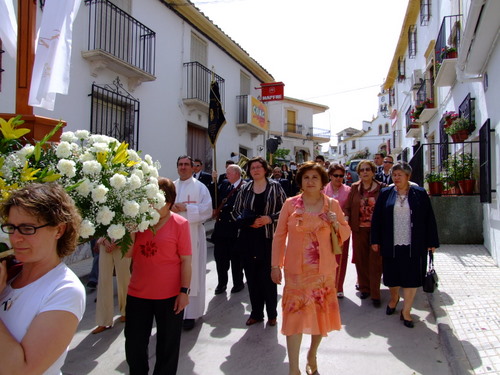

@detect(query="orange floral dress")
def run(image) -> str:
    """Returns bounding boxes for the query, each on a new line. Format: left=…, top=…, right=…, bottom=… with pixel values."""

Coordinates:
left=281, top=200, right=341, bottom=336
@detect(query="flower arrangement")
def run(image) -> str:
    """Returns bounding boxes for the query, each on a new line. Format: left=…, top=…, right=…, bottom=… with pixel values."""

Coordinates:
left=443, top=111, right=459, bottom=121
left=0, top=116, right=164, bottom=254
left=424, top=98, right=434, bottom=108
left=444, top=117, right=470, bottom=135
left=440, top=46, right=457, bottom=59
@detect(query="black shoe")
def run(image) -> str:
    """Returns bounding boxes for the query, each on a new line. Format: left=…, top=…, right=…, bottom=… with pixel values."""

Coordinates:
left=86, top=280, right=97, bottom=289
left=360, top=292, right=370, bottom=299
left=386, top=298, right=400, bottom=315
left=372, top=299, right=381, bottom=308
left=214, top=285, right=227, bottom=295
left=231, top=284, right=245, bottom=293
left=183, top=319, right=195, bottom=331
left=400, top=312, right=414, bottom=328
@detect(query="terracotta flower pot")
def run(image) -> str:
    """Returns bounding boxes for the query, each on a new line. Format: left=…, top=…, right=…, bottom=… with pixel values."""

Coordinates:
left=456, top=129, right=469, bottom=142
left=458, top=179, right=475, bottom=195
left=428, top=182, right=444, bottom=196
left=446, top=51, right=457, bottom=59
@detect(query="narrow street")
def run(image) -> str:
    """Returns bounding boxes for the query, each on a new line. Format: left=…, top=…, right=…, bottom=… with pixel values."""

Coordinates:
left=62, top=237, right=450, bottom=375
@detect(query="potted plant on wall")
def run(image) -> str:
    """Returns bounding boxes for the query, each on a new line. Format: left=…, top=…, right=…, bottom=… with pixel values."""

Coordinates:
left=440, top=46, right=457, bottom=59
left=455, top=153, right=475, bottom=195
left=442, top=111, right=458, bottom=128
left=424, top=98, right=434, bottom=109
left=445, top=153, right=475, bottom=195
left=445, top=117, right=470, bottom=142
left=425, top=172, right=444, bottom=196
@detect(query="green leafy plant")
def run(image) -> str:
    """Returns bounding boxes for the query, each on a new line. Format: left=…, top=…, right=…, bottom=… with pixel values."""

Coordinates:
left=425, top=172, right=444, bottom=183
left=444, top=117, right=470, bottom=135
left=445, top=153, right=474, bottom=182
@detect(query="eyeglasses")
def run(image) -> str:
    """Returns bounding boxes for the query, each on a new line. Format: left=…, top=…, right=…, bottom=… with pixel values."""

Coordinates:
left=1, top=223, right=52, bottom=235
left=193, top=164, right=201, bottom=167
left=383, top=161, right=394, bottom=164
left=359, top=168, right=372, bottom=172
left=331, top=174, right=345, bottom=178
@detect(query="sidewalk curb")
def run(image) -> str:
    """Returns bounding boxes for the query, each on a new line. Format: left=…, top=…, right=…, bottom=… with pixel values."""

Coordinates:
left=427, top=292, right=474, bottom=375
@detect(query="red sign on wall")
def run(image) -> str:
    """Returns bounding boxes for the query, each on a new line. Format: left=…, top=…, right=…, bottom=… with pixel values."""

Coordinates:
left=260, top=82, right=285, bottom=102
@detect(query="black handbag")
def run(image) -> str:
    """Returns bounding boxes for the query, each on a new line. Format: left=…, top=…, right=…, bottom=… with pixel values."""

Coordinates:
left=423, top=250, right=439, bottom=293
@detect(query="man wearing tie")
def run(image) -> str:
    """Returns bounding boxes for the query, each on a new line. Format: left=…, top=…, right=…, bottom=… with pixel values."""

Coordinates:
left=376, top=155, right=394, bottom=185
left=211, top=164, right=246, bottom=295
left=193, top=159, right=214, bottom=189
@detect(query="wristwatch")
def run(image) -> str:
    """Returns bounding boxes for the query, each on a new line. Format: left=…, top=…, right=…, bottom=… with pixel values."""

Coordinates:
left=180, top=287, right=190, bottom=295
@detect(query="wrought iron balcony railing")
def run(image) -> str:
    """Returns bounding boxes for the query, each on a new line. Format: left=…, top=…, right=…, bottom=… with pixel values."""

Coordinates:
left=183, top=62, right=225, bottom=105
left=309, top=127, right=331, bottom=139
left=85, top=0, right=156, bottom=76
left=435, top=15, right=462, bottom=65
left=285, top=123, right=303, bottom=135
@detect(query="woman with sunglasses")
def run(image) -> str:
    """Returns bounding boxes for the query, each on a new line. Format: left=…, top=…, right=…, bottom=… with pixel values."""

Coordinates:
left=0, top=183, right=85, bottom=374
left=324, top=164, right=351, bottom=298
left=344, top=160, right=384, bottom=307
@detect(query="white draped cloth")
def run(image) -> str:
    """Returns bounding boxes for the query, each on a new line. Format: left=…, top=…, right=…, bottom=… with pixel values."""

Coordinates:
left=174, top=177, right=212, bottom=319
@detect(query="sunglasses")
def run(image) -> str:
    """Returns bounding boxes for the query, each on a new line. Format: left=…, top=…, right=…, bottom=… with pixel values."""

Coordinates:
left=331, top=174, right=344, bottom=178
left=359, top=167, right=372, bottom=172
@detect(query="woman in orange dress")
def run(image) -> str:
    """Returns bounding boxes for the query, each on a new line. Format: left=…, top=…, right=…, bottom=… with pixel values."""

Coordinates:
left=271, top=162, right=351, bottom=375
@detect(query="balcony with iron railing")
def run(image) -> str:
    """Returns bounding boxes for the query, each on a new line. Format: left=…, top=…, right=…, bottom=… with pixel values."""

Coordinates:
left=235, top=95, right=267, bottom=137
left=183, top=62, right=225, bottom=112
left=435, top=14, right=462, bottom=87
left=285, top=123, right=304, bottom=135
left=414, top=79, right=437, bottom=122
left=406, top=106, right=421, bottom=138
left=309, top=127, right=331, bottom=143
left=82, top=0, right=156, bottom=90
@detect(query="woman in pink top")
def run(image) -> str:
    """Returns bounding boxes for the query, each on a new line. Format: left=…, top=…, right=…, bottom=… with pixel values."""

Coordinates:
left=323, top=164, right=351, bottom=298
left=272, top=162, right=351, bottom=375
left=125, top=178, right=192, bottom=375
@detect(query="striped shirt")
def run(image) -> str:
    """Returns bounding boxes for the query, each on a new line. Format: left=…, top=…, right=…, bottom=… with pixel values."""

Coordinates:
left=232, top=178, right=287, bottom=239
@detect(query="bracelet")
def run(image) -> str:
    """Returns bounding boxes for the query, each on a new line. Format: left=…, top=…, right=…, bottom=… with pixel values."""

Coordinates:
left=271, top=266, right=280, bottom=269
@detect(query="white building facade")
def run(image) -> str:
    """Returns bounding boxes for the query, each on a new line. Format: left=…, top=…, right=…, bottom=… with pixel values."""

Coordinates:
left=1, top=0, right=328, bottom=178
left=380, top=0, right=499, bottom=263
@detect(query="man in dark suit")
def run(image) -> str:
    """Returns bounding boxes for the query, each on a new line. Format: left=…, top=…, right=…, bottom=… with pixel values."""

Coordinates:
left=211, top=164, right=246, bottom=295
left=193, top=159, right=214, bottom=189
left=216, top=159, right=235, bottom=185
left=271, top=166, right=291, bottom=196
left=376, top=155, right=394, bottom=185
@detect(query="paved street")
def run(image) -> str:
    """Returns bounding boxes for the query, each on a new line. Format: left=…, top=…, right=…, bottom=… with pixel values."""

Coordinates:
left=60, top=223, right=499, bottom=375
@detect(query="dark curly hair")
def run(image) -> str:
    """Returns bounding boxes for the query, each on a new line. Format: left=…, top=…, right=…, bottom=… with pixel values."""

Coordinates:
left=1, top=183, right=82, bottom=258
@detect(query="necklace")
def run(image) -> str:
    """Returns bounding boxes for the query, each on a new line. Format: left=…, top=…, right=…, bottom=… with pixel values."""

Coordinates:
left=397, top=194, right=408, bottom=207
left=2, top=288, right=23, bottom=311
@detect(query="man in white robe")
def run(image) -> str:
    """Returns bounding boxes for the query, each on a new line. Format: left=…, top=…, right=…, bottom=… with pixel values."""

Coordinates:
left=172, top=156, right=213, bottom=330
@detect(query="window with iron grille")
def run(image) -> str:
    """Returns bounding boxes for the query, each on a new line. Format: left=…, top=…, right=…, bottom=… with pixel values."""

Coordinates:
left=398, top=57, right=406, bottom=81
left=389, top=87, right=396, bottom=106
left=459, top=93, right=476, bottom=133
left=408, top=25, right=417, bottom=58
left=385, top=123, right=389, bottom=133
left=90, top=80, right=140, bottom=150
left=420, top=0, right=431, bottom=26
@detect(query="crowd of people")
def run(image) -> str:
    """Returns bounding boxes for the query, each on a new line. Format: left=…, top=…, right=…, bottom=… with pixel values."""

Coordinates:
left=0, top=152, right=439, bottom=375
